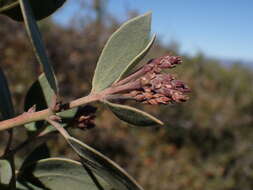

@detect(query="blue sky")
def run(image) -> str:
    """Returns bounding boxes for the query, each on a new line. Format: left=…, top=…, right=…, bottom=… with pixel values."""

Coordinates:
left=53, top=0, right=253, bottom=62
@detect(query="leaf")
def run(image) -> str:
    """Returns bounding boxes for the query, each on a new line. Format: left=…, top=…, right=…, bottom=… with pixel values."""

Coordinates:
left=0, top=68, right=14, bottom=120
left=0, top=160, right=12, bottom=185
left=24, top=73, right=54, bottom=109
left=16, top=182, right=45, bottom=190
left=105, top=101, right=163, bottom=126
left=47, top=121, right=144, bottom=190
left=0, top=0, right=66, bottom=21
left=0, top=161, right=25, bottom=190
left=19, top=0, right=58, bottom=93
left=18, top=158, right=113, bottom=190
left=119, top=34, right=156, bottom=79
left=67, top=137, right=144, bottom=190
left=24, top=74, right=77, bottom=132
left=92, top=12, right=152, bottom=92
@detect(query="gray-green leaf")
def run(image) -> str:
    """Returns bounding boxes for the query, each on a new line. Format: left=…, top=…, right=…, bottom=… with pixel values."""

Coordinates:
left=67, top=137, right=144, bottom=190
left=119, top=34, right=156, bottom=79
left=92, top=12, right=153, bottom=92
left=17, top=158, right=113, bottom=190
left=0, top=0, right=65, bottom=21
left=105, top=101, right=163, bottom=126
left=0, top=160, right=12, bottom=185
left=19, top=0, right=58, bottom=93
left=0, top=67, right=14, bottom=120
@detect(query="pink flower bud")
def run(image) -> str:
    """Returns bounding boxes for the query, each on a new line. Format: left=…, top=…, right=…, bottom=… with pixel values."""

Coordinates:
left=119, top=53, right=190, bottom=105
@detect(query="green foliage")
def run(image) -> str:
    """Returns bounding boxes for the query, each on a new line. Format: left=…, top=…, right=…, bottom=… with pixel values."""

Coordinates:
left=0, top=160, right=12, bottom=185
left=18, top=158, right=113, bottom=190
left=120, top=34, right=156, bottom=78
left=67, top=137, right=144, bottom=190
left=19, top=0, right=58, bottom=93
left=1, top=1, right=253, bottom=190
left=105, top=101, right=163, bottom=126
left=0, top=0, right=65, bottom=21
left=0, top=6, right=163, bottom=189
left=92, top=12, right=152, bottom=92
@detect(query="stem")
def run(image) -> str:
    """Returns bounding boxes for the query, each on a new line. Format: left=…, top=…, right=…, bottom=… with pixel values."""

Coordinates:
left=0, top=93, right=100, bottom=132
left=0, top=109, right=51, bottom=132
left=105, top=80, right=141, bottom=95
left=113, top=67, right=146, bottom=86
left=46, top=119, right=70, bottom=139
left=0, top=80, right=142, bottom=132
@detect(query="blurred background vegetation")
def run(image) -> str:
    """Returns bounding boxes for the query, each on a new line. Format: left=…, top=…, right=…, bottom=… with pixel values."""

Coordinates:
left=1, top=0, right=253, bottom=190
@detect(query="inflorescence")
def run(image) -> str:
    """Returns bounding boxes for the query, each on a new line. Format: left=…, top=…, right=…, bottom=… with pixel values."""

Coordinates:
left=122, top=55, right=191, bottom=105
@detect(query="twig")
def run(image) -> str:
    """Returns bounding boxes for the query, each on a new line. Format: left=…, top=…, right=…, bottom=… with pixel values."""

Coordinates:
left=46, top=119, right=70, bottom=139
left=0, top=93, right=101, bottom=131
left=113, top=67, right=146, bottom=86
left=0, top=81, right=141, bottom=132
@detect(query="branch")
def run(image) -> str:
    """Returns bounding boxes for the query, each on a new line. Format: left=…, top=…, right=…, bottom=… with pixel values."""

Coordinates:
left=0, top=93, right=101, bottom=132
left=0, top=82, right=139, bottom=131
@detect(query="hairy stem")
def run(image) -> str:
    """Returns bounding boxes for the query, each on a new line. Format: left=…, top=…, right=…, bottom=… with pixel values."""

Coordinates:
left=113, top=67, right=146, bottom=86
left=0, top=109, right=52, bottom=132
left=0, top=93, right=101, bottom=131
left=0, top=82, right=139, bottom=131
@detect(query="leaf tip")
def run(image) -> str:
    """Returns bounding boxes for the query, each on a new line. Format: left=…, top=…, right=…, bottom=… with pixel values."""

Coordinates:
left=157, top=119, right=164, bottom=126
left=144, top=11, right=152, bottom=17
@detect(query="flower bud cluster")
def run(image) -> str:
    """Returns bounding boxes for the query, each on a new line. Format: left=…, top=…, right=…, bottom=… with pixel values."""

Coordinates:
left=128, top=55, right=190, bottom=105
left=143, top=55, right=182, bottom=73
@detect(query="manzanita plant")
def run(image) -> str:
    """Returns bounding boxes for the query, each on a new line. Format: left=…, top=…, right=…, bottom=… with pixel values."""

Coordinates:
left=0, top=1, right=190, bottom=190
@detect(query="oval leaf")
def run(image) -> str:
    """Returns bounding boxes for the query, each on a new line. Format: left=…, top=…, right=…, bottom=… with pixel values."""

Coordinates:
left=24, top=74, right=77, bottom=132
left=0, top=68, right=14, bottom=120
left=0, top=160, right=12, bottom=185
left=67, top=137, right=144, bottom=190
left=118, top=34, right=156, bottom=80
left=105, top=101, right=163, bottom=126
left=92, top=12, right=152, bottom=92
left=18, top=158, right=113, bottom=190
left=19, top=0, right=58, bottom=93
left=0, top=0, right=65, bottom=21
